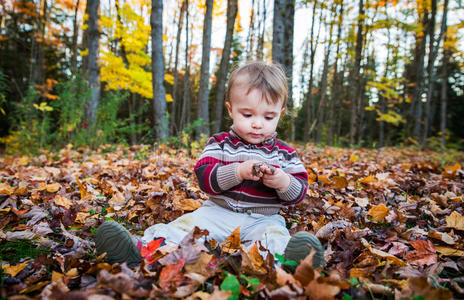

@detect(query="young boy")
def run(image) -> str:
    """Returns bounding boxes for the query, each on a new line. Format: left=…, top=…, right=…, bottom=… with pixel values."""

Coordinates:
left=95, top=61, right=324, bottom=272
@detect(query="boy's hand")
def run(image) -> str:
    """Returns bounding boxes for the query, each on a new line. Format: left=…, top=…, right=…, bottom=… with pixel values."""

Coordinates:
left=237, top=160, right=264, bottom=181
left=262, top=168, right=291, bottom=191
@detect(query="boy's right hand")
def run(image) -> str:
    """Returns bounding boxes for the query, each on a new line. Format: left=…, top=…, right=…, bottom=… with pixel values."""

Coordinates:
left=237, top=160, right=263, bottom=182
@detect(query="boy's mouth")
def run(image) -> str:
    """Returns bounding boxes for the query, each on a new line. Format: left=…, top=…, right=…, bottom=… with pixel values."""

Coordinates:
left=249, top=133, right=263, bottom=138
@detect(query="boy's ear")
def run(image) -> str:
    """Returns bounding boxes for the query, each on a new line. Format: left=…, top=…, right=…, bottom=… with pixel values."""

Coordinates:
left=280, top=106, right=286, bottom=116
left=225, top=101, right=233, bottom=117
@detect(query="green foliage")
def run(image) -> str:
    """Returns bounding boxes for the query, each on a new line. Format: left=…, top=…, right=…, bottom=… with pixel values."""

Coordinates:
left=275, top=253, right=297, bottom=267
left=1, top=86, right=53, bottom=154
left=166, top=119, right=208, bottom=152
left=220, top=272, right=240, bottom=300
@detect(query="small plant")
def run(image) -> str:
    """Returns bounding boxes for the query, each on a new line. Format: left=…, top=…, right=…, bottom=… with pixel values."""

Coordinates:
left=220, top=272, right=240, bottom=300
left=275, top=253, right=297, bottom=268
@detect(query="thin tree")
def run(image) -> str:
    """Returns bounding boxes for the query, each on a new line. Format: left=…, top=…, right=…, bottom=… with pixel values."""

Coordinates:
left=212, top=0, right=238, bottom=133
left=151, top=0, right=168, bottom=139
left=196, top=0, right=214, bottom=138
left=71, top=0, right=80, bottom=76
left=180, top=1, right=191, bottom=131
left=169, top=0, right=187, bottom=136
left=246, top=0, right=256, bottom=60
left=303, top=0, right=321, bottom=141
left=440, top=33, right=449, bottom=148
left=349, top=0, right=365, bottom=146
left=272, top=0, right=295, bottom=140
left=86, top=0, right=101, bottom=127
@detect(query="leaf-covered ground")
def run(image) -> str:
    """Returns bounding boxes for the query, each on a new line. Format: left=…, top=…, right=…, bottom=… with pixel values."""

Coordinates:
left=0, top=144, right=463, bottom=299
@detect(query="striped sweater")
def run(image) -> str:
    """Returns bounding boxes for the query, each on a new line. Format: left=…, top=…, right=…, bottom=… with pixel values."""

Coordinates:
left=194, top=129, right=308, bottom=215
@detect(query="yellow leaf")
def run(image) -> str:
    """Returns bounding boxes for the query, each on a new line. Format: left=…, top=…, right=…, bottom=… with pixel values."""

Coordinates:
left=52, top=271, right=64, bottom=282
left=75, top=212, right=90, bottom=224
left=365, top=106, right=375, bottom=111
left=435, top=246, right=464, bottom=257
left=162, top=34, right=168, bottom=41
left=19, top=281, right=50, bottom=294
left=360, top=175, right=376, bottom=185
left=367, top=204, right=389, bottom=222
left=65, top=268, right=79, bottom=277
left=0, top=183, right=14, bottom=195
left=166, top=93, right=174, bottom=103
left=332, top=176, right=348, bottom=189
left=350, top=153, right=359, bottom=162
left=46, top=183, right=61, bottom=193
left=361, top=238, right=406, bottom=266
left=2, top=260, right=30, bottom=277
left=446, top=211, right=464, bottom=231
left=54, top=195, right=73, bottom=209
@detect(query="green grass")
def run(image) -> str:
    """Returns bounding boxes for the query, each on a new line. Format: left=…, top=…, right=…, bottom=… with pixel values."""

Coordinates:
left=0, top=240, right=49, bottom=263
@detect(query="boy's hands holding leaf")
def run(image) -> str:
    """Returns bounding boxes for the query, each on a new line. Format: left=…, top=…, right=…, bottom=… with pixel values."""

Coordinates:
left=237, top=161, right=291, bottom=192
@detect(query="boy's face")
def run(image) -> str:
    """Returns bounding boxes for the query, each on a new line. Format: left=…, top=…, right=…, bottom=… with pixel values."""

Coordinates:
left=226, top=82, right=285, bottom=145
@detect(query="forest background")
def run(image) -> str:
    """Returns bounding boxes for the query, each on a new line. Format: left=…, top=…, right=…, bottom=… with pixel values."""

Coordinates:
left=0, top=0, right=463, bottom=153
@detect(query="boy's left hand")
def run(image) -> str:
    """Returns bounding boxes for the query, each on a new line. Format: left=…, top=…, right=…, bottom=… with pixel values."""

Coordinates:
left=261, top=166, right=291, bottom=192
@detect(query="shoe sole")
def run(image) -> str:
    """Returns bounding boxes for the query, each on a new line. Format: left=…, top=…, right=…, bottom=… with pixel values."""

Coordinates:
left=284, top=231, right=324, bottom=273
left=95, top=220, right=142, bottom=266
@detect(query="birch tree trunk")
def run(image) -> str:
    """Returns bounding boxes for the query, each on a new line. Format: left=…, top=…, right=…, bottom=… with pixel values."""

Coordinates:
left=86, top=0, right=100, bottom=127
left=440, top=43, right=449, bottom=148
left=212, top=0, right=238, bottom=133
left=151, top=0, right=168, bottom=140
left=196, top=0, right=213, bottom=138
left=246, top=0, right=256, bottom=61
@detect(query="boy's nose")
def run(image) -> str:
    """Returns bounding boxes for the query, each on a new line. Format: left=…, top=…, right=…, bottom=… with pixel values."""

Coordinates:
left=251, top=120, right=263, bottom=128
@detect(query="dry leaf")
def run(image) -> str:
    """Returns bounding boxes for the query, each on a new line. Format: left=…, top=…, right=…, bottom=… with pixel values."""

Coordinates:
left=435, top=246, right=464, bottom=257
left=54, top=195, right=73, bottom=209
left=446, top=211, right=464, bottom=230
left=45, top=183, right=61, bottom=193
left=331, top=176, right=348, bottom=189
left=404, top=240, right=437, bottom=266
left=0, top=183, right=15, bottom=195
left=221, top=227, right=241, bottom=254
left=2, top=260, right=30, bottom=277
left=361, top=238, right=406, bottom=266
left=367, top=204, right=389, bottom=222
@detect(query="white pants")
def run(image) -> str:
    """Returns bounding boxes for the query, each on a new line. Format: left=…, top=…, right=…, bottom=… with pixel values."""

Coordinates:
left=142, top=200, right=291, bottom=256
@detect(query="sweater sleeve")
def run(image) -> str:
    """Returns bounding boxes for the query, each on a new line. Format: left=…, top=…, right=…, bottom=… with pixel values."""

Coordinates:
left=275, top=148, right=308, bottom=205
left=194, top=135, right=242, bottom=195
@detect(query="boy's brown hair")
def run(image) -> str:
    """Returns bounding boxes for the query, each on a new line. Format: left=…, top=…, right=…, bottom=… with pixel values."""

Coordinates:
left=226, top=61, right=288, bottom=109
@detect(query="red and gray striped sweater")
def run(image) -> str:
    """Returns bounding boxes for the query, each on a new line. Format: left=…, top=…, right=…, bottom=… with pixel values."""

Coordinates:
left=194, top=129, right=308, bottom=215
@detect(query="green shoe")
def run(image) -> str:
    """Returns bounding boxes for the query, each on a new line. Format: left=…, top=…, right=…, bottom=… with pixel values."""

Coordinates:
left=95, top=221, right=142, bottom=266
left=283, top=231, right=325, bottom=273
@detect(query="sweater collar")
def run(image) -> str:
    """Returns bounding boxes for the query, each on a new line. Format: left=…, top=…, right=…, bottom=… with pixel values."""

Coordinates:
left=229, top=126, right=277, bottom=146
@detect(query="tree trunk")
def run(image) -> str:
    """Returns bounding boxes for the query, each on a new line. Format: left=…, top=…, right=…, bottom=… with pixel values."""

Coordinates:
left=169, top=0, right=186, bottom=136
left=86, top=0, right=100, bottom=127
left=411, top=6, right=429, bottom=140
left=314, top=6, right=336, bottom=143
left=33, top=0, right=47, bottom=85
left=180, top=2, right=191, bottom=130
left=327, top=1, right=344, bottom=146
left=246, top=0, right=256, bottom=61
left=128, top=93, right=137, bottom=145
left=303, top=0, right=319, bottom=142
left=256, top=0, right=266, bottom=60
left=81, top=1, right=91, bottom=74
left=151, top=0, right=168, bottom=140
left=71, top=0, right=80, bottom=76
left=212, top=0, right=238, bottom=133
left=196, top=0, right=213, bottom=138
left=283, top=0, right=295, bottom=141
left=422, top=0, right=448, bottom=145
left=349, top=0, right=364, bottom=146
left=440, top=45, right=448, bottom=148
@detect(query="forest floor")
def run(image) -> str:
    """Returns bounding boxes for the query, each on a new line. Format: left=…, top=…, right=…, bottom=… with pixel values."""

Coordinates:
left=0, top=144, right=463, bottom=299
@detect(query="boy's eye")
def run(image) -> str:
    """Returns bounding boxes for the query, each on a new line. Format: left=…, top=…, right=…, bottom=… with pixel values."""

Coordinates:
left=265, top=116, right=274, bottom=120
left=243, top=114, right=252, bottom=118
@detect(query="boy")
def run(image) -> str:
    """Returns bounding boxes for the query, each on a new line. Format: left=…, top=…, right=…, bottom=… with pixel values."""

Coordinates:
left=95, top=61, right=324, bottom=272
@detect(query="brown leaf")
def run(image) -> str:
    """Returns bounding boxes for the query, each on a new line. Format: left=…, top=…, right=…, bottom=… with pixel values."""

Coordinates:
left=159, top=258, right=186, bottom=292
left=241, top=242, right=267, bottom=275
left=0, top=183, right=15, bottom=195
left=98, top=269, right=150, bottom=297
left=54, top=195, right=73, bottom=209
left=361, top=238, right=406, bottom=266
left=435, top=246, right=464, bottom=257
left=331, top=176, right=348, bottom=189
left=404, top=240, right=437, bottom=266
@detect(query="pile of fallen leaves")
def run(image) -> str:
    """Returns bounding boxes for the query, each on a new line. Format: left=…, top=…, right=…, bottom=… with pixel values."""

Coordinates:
left=0, top=144, right=463, bottom=299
